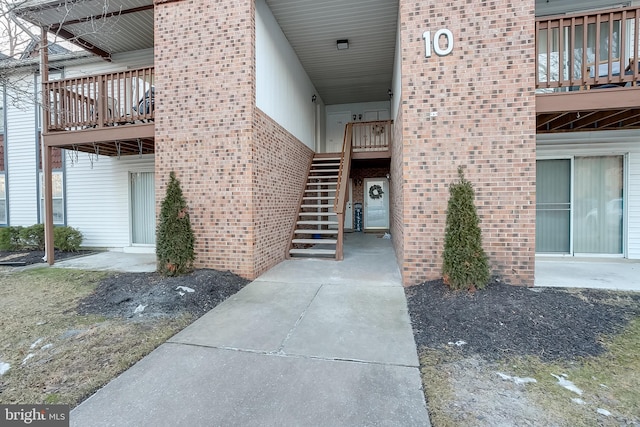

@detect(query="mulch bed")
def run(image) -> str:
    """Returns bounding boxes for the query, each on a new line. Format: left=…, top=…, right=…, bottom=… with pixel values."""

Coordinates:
left=406, top=280, right=640, bottom=361
left=77, top=269, right=250, bottom=319
left=0, top=250, right=94, bottom=266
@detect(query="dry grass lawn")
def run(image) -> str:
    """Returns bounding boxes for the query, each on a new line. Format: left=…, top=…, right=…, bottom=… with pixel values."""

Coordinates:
left=0, top=267, right=191, bottom=406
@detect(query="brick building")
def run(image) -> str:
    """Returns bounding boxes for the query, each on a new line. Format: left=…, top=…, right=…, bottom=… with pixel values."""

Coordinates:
left=6, top=0, right=640, bottom=286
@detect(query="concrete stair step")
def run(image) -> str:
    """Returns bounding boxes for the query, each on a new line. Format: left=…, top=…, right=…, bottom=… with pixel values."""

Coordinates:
left=294, top=229, right=338, bottom=235
left=301, top=205, right=333, bottom=209
left=310, top=169, right=339, bottom=173
left=313, top=157, right=341, bottom=162
left=299, top=212, right=337, bottom=217
left=306, top=182, right=337, bottom=186
left=289, top=248, right=337, bottom=256
left=303, top=196, right=335, bottom=201
left=292, top=239, right=337, bottom=245
left=297, top=220, right=339, bottom=226
left=311, top=162, right=340, bottom=167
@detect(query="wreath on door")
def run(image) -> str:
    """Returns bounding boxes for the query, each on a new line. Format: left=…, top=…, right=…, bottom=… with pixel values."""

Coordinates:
left=369, top=184, right=384, bottom=199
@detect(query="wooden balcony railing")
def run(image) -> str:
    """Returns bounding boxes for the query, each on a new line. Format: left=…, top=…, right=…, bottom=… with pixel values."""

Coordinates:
left=351, top=120, right=393, bottom=152
left=537, top=6, right=640, bottom=91
left=43, top=67, right=154, bottom=131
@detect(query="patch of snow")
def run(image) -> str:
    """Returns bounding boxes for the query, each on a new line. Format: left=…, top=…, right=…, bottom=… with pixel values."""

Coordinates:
left=497, top=372, right=537, bottom=385
left=448, top=340, right=467, bottom=347
left=597, top=408, right=612, bottom=416
left=0, top=361, right=10, bottom=376
left=133, top=304, right=147, bottom=314
left=30, top=338, right=44, bottom=349
left=551, top=374, right=583, bottom=395
left=599, top=384, right=609, bottom=389
left=176, top=286, right=195, bottom=293
left=21, top=354, right=34, bottom=365
left=571, top=398, right=586, bottom=405
left=178, top=291, right=185, bottom=296
left=41, top=344, right=53, bottom=351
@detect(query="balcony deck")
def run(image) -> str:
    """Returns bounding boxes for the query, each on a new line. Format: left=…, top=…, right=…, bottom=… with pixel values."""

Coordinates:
left=536, top=6, right=640, bottom=133
left=42, top=67, right=155, bottom=156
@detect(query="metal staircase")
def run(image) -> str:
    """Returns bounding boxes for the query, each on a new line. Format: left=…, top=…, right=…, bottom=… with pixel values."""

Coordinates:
left=289, top=154, right=341, bottom=258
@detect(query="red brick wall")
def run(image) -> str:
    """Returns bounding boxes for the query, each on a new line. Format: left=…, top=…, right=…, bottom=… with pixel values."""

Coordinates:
left=390, top=107, right=405, bottom=272
left=398, top=0, right=536, bottom=286
left=154, top=0, right=257, bottom=278
left=252, top=109, right=314, bottom=276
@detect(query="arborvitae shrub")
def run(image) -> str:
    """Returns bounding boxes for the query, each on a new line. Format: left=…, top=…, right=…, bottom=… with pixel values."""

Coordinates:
left=442, top=166, right=490, bottom=290
left=156, top=171, right=195, bottom=276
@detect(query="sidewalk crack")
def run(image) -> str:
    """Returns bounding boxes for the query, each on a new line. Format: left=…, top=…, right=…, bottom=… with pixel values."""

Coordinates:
left=277, top=284, right=323, bottom=353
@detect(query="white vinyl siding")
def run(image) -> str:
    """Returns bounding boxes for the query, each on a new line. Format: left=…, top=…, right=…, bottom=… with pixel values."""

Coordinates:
left=537, top=130, right=640, bottom=259
left=63, top=49, right=154, bottom=78
left=256, top=0, right=319, bottom=148
left=65, top=154, right=154, bottom=248
left=6, top=77, right=38, bottom=226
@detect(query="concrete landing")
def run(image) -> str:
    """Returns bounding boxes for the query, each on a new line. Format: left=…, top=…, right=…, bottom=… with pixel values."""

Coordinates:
left=53, top=251, right=156, bottom=273
left=535, top=257, right=640, bottom=291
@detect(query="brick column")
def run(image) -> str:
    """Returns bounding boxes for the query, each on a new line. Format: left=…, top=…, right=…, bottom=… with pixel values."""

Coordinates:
left=398, top=0, right=537, bottom=286
left=155, top=0, right=257, bottom=278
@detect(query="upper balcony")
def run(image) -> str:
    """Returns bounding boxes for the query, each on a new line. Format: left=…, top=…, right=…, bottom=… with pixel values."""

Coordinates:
left=536, top=5, right=640, bottom=133
left=43, top=67, right=155, bottom=156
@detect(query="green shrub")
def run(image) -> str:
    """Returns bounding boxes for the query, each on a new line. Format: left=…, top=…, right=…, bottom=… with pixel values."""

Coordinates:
left=0, top=227, right=23, bottom=250
left=442, top=167, right=490, bottom=291
left=54, top=226, right=83, bottom=252
left=156, top=171, right=195, bottom=276
left=19, top=224, right=45, bottom=250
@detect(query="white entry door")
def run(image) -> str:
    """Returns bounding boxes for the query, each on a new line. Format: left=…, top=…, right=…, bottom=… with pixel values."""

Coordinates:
left=364, top=178, right=389, bottom=230
left=130, top=172, right=156, bottom=245
left=326, top=112, right=351, bottom=153
left=363, top=109, right=390, bottom=121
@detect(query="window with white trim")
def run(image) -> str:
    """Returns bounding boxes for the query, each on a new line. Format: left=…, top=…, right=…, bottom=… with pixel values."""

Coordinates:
left=0, top=174, right=6, bottom=225
left=39, top=171, right=64, bottom=225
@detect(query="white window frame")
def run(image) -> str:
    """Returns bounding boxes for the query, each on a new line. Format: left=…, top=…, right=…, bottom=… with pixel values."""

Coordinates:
left=39, top=171, right=65, bottom=225
left=536, top=153, right=627, bottom=258
left=0, top=173, right=6, bottom=225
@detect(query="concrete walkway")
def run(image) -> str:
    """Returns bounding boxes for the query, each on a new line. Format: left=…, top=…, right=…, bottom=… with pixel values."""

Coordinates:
left=70, top=233, right=431, bottom=426
left=54, top=251, right=156, bottom=273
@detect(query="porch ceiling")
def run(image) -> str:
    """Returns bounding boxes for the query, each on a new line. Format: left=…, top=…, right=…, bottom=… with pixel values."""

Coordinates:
left=17, top=0, right=399, bottom=104
left=13, top=0, right=154, bottom=58
left=536, top=88, right=640, bottom=133
left=265, top=0, right=398, bottom=105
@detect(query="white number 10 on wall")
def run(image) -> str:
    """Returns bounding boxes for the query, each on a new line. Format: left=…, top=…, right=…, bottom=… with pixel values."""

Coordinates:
left=423, top=29, right=454, bottom=57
